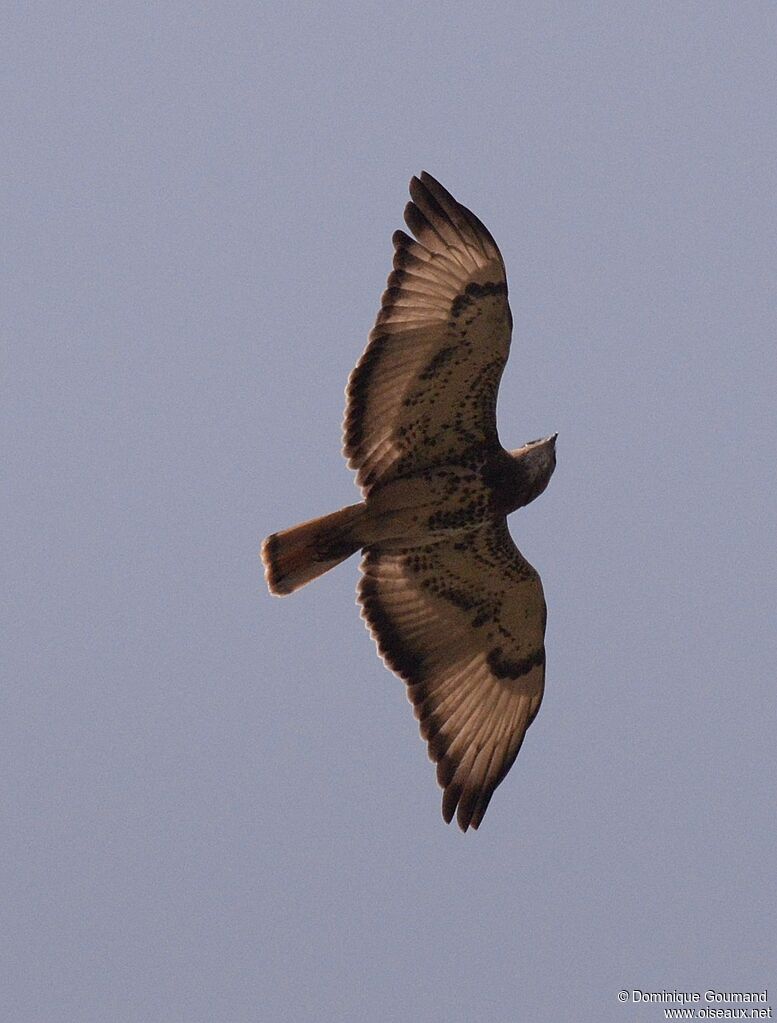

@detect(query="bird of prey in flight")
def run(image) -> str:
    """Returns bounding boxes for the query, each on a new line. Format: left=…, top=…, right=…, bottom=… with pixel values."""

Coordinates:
left=262, top=173, right=557, bottom=831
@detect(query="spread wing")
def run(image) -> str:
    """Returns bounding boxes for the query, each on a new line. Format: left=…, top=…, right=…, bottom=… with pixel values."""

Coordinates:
left=358, top=519, right=546, bottom=831
left=344, top=172, right=513, bottom=494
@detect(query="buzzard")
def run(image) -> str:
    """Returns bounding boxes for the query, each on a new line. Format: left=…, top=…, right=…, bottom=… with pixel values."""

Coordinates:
left=262, top=173, right=557, bottom=831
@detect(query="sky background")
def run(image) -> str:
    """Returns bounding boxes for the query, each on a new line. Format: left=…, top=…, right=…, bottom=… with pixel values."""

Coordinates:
left=4, top=3, right=776, bottom=1021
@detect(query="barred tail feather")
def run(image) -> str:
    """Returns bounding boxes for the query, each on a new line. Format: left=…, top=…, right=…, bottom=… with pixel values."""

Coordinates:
left=262, top=503, right=366, bottom=595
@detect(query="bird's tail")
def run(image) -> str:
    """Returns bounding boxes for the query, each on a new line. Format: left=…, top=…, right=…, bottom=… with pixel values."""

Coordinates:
left=262, top=502, right=367, bottom=596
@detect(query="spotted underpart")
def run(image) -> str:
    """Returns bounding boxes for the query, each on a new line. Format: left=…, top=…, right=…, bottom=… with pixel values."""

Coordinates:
left=343, top=176, right=512, bottom=497
left=359, top=516, right=546, bottom=832
left=344, top=173, right=552, bottom=831
left=266, top=172, right=555, bottom=833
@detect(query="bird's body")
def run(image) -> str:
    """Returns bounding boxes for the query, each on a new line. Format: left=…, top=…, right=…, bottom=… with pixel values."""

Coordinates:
left=262, top=173, right=556, bottom=831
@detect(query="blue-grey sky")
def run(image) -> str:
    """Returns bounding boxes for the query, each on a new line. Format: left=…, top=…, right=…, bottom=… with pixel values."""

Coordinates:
left=5, top=3, right=776, bottom=1021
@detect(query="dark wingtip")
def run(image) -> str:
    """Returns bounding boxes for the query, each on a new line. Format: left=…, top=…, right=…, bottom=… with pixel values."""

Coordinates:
left=403, top=200, right=434, bottom=241
left=392, top=228, right=414, bottom=250
left=418, top=170, right=441, bottom=189
left=441, top=782, right=462, bottom=825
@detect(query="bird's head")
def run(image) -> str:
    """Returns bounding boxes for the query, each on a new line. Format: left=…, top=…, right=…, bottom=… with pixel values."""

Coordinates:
left=508, top=433, right=557, bottom=506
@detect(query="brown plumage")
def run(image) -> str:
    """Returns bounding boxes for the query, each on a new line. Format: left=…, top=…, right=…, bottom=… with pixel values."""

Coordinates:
left=262, top=173, right=557, bottom=831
